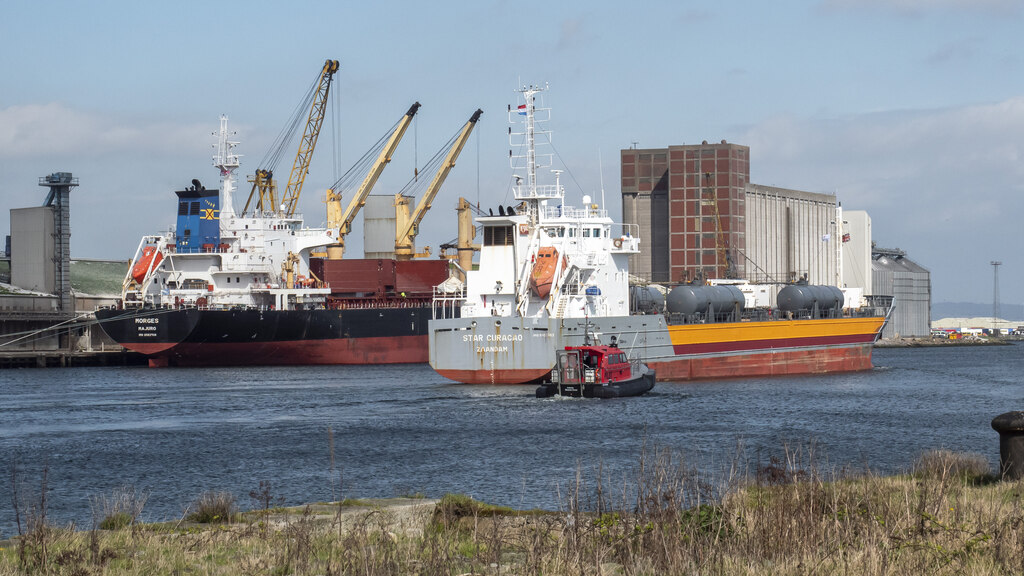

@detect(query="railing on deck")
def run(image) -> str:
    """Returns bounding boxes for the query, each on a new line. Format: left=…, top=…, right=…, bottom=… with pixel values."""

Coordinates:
left=432, top=285, right=465, bottom=319
left=541, top=205, right=607, bottom=219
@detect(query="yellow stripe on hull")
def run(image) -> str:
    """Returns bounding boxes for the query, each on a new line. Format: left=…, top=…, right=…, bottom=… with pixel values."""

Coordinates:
left=668, top=316, right=886, bottom=346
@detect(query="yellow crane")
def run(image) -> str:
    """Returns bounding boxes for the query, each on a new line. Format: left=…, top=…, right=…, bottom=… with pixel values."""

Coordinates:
left=394, top=109, right=482, bottom=261
left=325, top=102, right=421, bottom=259
left=244, top=59, right=339, bottom=216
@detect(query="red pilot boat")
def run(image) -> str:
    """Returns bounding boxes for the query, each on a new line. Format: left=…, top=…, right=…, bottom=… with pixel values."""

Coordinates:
left=536, top=342, right=656, bottom=399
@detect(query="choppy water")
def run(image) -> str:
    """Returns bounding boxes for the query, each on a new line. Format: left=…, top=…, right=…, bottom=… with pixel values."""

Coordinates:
left=2, top=343, right=1022, bottom=537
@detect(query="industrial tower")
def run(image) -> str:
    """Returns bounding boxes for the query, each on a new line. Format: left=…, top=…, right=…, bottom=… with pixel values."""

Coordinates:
left=39, top=172, right=78, bottom=313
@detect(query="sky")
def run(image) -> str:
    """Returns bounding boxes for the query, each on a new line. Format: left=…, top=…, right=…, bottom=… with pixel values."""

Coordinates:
left=1, top=0, right=1022, bottom=305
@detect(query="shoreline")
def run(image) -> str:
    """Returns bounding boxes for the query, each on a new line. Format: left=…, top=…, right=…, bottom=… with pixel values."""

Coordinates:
left=875, top=336, right=1014, bottom=348
left=3, top=450, right=1021, bottom=575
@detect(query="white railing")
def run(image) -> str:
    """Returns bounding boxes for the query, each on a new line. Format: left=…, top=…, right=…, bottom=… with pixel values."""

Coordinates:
left=541, top=205, right=607, bottom=219
left=432, top=285, right=465, bottom=319
left=514, top=184, right=563, bottom=201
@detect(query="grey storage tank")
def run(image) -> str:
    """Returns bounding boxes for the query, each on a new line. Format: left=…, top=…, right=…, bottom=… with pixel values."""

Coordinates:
left=630, top=285, right=665, bottom=314
left=777, top=284, right=844, bottom=314
left=667, top=285, right=744, bottom=316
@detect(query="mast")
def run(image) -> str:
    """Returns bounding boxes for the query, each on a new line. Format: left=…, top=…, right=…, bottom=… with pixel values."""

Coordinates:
left=509, top=84, right=559, bottom=223
left=836, top=202, right=843, bottom=287
left=214, top=115, right=241, bottom=219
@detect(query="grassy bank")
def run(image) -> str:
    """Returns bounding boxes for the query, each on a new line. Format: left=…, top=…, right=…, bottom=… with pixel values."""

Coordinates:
left=4, top=449, right=1024, bottom=575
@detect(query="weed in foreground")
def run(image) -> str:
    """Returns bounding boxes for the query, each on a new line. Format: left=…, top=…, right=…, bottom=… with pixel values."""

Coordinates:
left=185, top=490, right=237, bottom=524
left=92, top=485, right=148, bottom=530
left=7, top=446, right=1024, bottom=575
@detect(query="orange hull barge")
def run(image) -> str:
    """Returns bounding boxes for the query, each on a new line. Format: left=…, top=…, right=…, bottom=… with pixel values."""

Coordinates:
left=431, top=313, right=888, bottom=385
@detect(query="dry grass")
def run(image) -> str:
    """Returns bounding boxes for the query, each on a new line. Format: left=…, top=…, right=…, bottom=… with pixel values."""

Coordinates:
left=4, top=448, right=1024, bottom=575
left=185, top=491, right=237, bottom=525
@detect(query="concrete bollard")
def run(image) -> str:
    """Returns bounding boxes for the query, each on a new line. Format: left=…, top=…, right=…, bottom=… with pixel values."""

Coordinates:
left=991, top=411, right=1024, bottom=480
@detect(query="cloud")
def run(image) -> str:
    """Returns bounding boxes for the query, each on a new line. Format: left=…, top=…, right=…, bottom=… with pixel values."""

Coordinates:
left=557, top=17, right=586, bottom=52
left=926, top=36, right=979, bottom=64
left=738, top=97, right=1024, bottom=301
left=0, top=103, right=214, bottom=159
left=673, top=9, right=714, bottom=24
left=818, top=0, right=1020, bottom=16
left=819, top=0, right=1019, bottom=16
left=744, top=98, right=1024, bottom=210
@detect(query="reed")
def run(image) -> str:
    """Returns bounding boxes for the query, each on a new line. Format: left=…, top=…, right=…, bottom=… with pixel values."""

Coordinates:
left=184, top=491, right=237, bottom=524
left=4, top=447, right=1024, bottom=575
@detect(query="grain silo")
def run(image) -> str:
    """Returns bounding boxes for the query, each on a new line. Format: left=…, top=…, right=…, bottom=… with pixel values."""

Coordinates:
left=872, top=247, right=931, bottom=338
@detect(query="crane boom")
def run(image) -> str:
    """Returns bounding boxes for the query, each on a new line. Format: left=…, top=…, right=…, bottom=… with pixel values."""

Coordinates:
left=243, top=59, right=339, bottom=216
left=394, top=109, right=482, bottom=260
left=326, top=102, right=421, bottom=259
left=243, top=168, right=275, bottom=215
left=280, top=59, right=339, bottom=216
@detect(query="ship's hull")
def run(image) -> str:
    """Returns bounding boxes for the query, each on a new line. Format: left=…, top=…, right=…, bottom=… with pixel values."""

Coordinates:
left=96, top=306, right=433, bottom=367
left=429, top=314, right=886, bottom=384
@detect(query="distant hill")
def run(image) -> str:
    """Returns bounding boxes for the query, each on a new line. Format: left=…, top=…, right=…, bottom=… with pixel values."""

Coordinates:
left=70, top=259, right=128, bottom=297
left=932, top=301, right=1023, bottom=322
left=0, top=258, right=126, bottom=296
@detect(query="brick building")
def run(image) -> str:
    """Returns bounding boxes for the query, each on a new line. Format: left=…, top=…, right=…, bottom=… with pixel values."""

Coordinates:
left=621, top=141, right=838, bottom=287
left=621, top=141, right=748, bottom=283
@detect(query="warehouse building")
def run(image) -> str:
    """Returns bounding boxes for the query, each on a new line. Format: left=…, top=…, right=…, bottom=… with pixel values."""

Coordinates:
left=621, top=141, right=838, bottom=286
left=620, top=141, right=931, bottom=337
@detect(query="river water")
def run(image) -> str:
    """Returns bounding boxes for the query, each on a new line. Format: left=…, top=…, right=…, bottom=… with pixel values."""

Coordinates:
left=2, top=343, right=1022, bottom=537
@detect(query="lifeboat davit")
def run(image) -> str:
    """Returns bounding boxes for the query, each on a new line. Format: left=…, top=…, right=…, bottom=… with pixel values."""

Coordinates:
left=530, top=247, right=561, bottom=299
left=131, top=247, right=163, bottom=284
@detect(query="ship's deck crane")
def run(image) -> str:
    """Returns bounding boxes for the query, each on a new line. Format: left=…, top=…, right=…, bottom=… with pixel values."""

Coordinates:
left=438, top=198, right=487, bottom=281
left=394, top=109, right=482, bottom=261
left=325, top=102, right=421, bottom=259
left=244, top=59, right=339, bottom=216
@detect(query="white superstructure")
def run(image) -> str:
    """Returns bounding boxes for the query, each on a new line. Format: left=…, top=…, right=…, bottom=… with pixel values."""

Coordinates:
left=121, top=117, right=332, bottom=312
left=436, top=85, right=640, bottom=321
left=429, top=85, right=664, bottom=385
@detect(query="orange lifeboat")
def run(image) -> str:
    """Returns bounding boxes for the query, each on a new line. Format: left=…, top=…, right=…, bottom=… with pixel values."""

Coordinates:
left=530, top=247, right=560, bottom=299
left=131, top=247, right=163, bottom=284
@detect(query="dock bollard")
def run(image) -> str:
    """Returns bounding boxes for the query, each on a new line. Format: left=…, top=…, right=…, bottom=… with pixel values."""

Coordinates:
left=991, top=411, right=1024, bottom=480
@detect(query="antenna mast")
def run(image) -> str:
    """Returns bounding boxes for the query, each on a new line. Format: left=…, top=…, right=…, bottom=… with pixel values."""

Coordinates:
left=509, top=84, right=559, bottom=210
left=991, top=260, right=1002, bottom=330
left=213, top=115, right=241, bottom=218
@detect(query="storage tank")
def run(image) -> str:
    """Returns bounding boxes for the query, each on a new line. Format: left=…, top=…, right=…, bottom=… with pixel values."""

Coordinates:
left=630, top=285, right=665, bottom=314
left=777, top=284, right=844, bottom=313
left=667, top=285, right=744, bottom=315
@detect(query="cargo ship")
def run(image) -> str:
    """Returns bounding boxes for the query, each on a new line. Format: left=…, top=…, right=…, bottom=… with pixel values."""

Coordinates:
left=428, top=85, right=892, bottom=384
left=95, top=116, right=451, bottom=367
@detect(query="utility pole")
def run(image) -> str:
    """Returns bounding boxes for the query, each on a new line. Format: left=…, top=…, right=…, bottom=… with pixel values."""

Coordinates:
left=991, top=261, right=1002, bottom=332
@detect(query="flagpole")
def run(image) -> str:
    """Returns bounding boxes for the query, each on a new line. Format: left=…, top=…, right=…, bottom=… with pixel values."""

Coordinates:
left=836, top=201, right=843, bottom=288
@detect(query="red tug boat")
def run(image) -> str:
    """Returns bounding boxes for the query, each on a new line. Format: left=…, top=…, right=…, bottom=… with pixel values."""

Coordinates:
left=536, top=341, right=656, bottom=399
